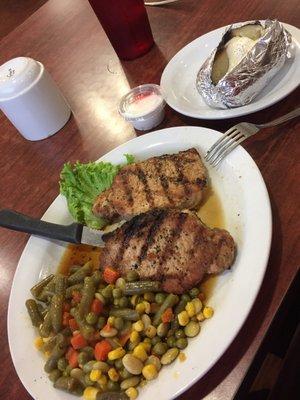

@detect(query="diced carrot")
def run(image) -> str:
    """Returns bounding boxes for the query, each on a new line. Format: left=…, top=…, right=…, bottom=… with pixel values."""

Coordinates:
left=63, top=302, right=71, bottom=312
left=71, top=333, right=87, bottom=350
left=91, top=298, right=104, bottom=315
left=103, top=267, right=120, bottom=284
left=94, top=340, right=112, bottom=361
left=68, top=349, right=79, bottom=368
left=69, top=318, right=79, bottom=331
left=161, top=307, right=174, bottom=323
left=62, top=311, right=71, bottom=327
left=72, top=291, right=82, bottom=304
left=119, top=332, right=131, bottom=347
left=65, top=346, right=75, bottom=361
left=198, top=292, right=205, bottom=301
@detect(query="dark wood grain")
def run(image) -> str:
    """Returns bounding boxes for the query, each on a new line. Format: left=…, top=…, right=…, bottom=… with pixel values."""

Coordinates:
left=0, top=0, right=299, bottom=399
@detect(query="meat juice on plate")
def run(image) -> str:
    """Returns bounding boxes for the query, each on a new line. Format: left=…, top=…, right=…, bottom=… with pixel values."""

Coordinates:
left=58, top=187, right=223, bottom=297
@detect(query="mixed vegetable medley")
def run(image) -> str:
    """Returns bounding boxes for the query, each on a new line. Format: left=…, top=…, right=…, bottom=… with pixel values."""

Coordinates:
left=26, top=263, right=213, bottom=400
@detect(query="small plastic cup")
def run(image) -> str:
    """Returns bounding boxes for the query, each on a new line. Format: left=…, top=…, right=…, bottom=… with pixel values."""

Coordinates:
left=119, top=84, right=165, bottom=131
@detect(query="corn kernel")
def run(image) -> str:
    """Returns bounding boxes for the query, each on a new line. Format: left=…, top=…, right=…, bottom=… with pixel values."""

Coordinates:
left=142, top=364, right=158, bottom=381
left=133, top=320, right=144, bottom=332
left=97, top=374, right=108, bottom=389
left=131, top=295, right=139, bottom=306
left=125, top=387, right=139, bottom=400
left=203, top=306, right=214, bottom=319
left=135, top=303, right=146, bottom=314
left=178, top=310, right=190, bottom=326
left=185, top=302, right=196, bottom=317
left=108, top=367, right=119, bottom=382
left=196, top=312, right=205, bottom=322
left=34, top=337, right=44, bottom=350
left=107, top=316, right=115, bottom=326
left=145, top=325, right=157, bottom=338
left=130, top=330, right=140, bottom=343
left=142, top=301, right=151, bottom=314
left=133, top=344, right=148, bottom=361
left=141, top=340, right=151, bottom=352
left=83, top=386, right=99, bottom=400
left=191, top=298, right=202, bottom=314
left=108, top=347, right=126, bottom=361
left=90, top=369, right=102, bottom=382
left=44, top=351, right=51, bottom=358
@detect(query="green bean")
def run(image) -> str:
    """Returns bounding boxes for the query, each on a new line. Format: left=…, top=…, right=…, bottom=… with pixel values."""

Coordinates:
left=53, top=376, right=83, bottom=395
left=67, top=261, right=92, bottom=285
left=25, top=299, right=43, bottom=327
left=174, top=298, right=188, bottom=315
left=124, top=281, right=161, bottom=295
left=42, top=335, right=57, bottom=352
left=95, top=292, right=106, bottom=305
left=114, top=358, right=123, bottom=370
left=49, top=369, right=62, bottom=382
left=72, top=308, right=95, bottom=339
left=118, top=296, right=128, bottom=308
left=44, top=334, right=68, bottom=373
left=97, top=316, right=106, bottom=330
left=91, top=270, right=102, bottom=285
left=66, top=283, right=83, bottom=299
left=38, top=279, right=56, bottom=302
left=30, top=274, right=54, bottom=299
left=181, top=293, right=191, bottom=303
left=119, top=368, right=133, bottom=379
left=69, top=265, right=82, bottom=274
left=96, top=392, right=128, bottom=400
left=50, top=294, right=64, bottom=333
left=84, top=373, right=94, bottom=386
left=151, top=336, right=161, bottom=345
left=112, top=288, right=122, bottom=299
left=86, top=312, right=98, bottom=325
left=57, top=357, right=68, bottom=371
left=109, top=308, right=139, bottom=321
left=54, top=274, right=67, bottom=296
left=101, top=285, right=113, bottom=300
left=157, top=322, right=169, bottom=338
left=144, top=292, right=155, bottom=302
left=78, top=277, right=96, bottom=317
left=113, top=317, right=124, bottom=330
left=153, top=293, right=178, bottom=326
left=63, top=365, right=72, bottom=377
left=39, top=311, right=52, bottom=337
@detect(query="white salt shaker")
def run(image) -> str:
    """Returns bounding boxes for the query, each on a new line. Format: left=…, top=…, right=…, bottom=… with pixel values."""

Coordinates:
left=0, top=57, right=71, bottom=141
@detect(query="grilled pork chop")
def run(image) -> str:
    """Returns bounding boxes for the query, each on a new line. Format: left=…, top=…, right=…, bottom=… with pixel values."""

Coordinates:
left=100, top=210, right=235, bottom=294
left=93, top=148, right=207, bottom=223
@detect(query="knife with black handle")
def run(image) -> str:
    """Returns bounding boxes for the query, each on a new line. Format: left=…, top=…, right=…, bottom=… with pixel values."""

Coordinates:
left=0, top=209, right=106, bottom=247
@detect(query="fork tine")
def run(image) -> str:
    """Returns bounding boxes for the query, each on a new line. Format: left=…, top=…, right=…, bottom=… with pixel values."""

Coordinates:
left=205, top=127, right=240, bottom=162
left=205, top=126, right=238, bottom=161
left=208, top=131, right=244, bottom=164
left=211, top=135, right=246, bottom=167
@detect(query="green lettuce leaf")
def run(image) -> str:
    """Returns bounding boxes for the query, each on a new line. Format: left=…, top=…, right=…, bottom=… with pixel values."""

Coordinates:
left=59, top=155, right=134, bottom=229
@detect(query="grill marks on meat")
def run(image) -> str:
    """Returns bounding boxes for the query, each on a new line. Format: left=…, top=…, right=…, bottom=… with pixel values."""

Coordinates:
left=100, top=210, right=235, bottom=294
left=93, top=148, right=207, bottom=222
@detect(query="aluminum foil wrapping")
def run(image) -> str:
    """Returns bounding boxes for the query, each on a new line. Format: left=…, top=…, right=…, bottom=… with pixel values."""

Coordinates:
left=196, top=20, right=292, bottom=109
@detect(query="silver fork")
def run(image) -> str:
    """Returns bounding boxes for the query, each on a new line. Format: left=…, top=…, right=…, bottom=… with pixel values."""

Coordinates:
left=205, top=107, right=300, bottom=167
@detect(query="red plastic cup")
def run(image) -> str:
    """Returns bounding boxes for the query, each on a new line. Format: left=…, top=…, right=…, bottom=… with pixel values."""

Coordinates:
left=88, top=0, right=154, bottom=60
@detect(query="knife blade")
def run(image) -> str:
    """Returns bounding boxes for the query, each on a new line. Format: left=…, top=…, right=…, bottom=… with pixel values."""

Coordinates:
left=0, top=209, right=107, bottom=247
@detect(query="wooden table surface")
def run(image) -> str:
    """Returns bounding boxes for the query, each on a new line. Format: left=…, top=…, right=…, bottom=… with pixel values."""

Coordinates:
left=0, top=0, right=299, bottom=399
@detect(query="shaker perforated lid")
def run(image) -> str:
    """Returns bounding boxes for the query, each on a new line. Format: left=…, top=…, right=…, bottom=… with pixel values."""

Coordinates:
left=0, top=57, right=42, bottom=101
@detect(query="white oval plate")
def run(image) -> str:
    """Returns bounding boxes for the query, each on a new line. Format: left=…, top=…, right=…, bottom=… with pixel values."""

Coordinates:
left=160, top=22, right=300, bottom=119
left=8, top=127, right=272, bottom=400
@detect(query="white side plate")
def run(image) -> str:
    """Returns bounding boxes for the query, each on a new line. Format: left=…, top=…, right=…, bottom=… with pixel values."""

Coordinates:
left=161, top=23, right=300, bottom=119
left=8, top=127, right=272, bottom=400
